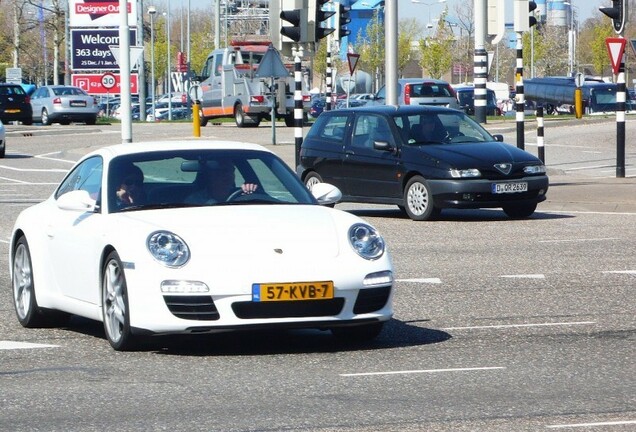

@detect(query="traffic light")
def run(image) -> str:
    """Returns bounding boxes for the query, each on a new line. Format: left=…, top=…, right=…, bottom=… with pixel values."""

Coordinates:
left=312, top=0, right=335, bottom=42
left=514, top=0, right=538, bottom=32
left=600, top=0, right=627, bottom=34
left=280, top=8, right=305, bottom=42
left=336, top=3, right=351, bottom=41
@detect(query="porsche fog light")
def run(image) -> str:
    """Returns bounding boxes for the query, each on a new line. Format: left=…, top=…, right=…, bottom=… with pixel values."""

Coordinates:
left=161, top=280, right=209, bottom=293
left=363, top=270, right=393, bottom=287
left=523, top=165, right=546, bottom=174
left=450, top=168, right=481, bottom=178
left=147, top=231, right=190, bottom=267
left=349, top=224, right=385, bottom=260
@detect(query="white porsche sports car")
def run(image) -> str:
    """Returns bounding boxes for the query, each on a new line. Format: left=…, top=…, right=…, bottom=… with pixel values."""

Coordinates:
left=10, top=141, right=394, bottom=351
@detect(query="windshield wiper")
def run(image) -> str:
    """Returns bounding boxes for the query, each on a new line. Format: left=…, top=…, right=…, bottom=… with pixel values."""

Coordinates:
left=118, top=203, right=195, bottom=212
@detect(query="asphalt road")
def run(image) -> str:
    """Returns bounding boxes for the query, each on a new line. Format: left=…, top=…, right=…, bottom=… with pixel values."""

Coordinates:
left=0, top=118, right=634, bottom=431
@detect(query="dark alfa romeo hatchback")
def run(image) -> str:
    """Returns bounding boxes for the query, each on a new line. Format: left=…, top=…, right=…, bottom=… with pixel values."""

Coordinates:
left=298, top=105, right=548, bottom=221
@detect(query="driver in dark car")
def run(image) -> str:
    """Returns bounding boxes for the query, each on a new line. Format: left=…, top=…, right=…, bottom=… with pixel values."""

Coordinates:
left=186, top=161, right=258, bottom=204
left=410, top=115, right=449, bottom=144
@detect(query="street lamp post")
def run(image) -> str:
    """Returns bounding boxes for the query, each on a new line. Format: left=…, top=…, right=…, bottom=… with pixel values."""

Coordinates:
left=149, top=6, right=156, bottom=122
left=564, top=1, right=577, bottom=76
left=167, top=0, right=172, bottom=121
left=411, top=0, right=447, bottom=33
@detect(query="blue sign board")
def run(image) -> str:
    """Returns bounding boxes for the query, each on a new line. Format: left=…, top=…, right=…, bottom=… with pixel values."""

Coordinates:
left=71, top=29, right=137, bottom=71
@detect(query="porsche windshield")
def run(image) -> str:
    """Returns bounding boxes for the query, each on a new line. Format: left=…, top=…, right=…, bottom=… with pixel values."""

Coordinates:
left=108, top=149, right=316, bottom=212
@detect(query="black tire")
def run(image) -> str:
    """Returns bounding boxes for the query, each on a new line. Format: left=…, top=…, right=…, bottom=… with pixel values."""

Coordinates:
left=303, top=171, right=323, bottom=191
left=102, top=251, right=138, bottom=351
left=502, top=202, right=537, bottom=219
left=41, top=108, right=51, bottom=125
left=12, top=236, right=68, bottom=327
left=22, top=118, right=33, bottom=126
left=331, top=322, right=384, bottom=342
left=0, top=146, right=5, bottom=158
left=86, top=116, right=96, bottom=125
left=199, top=107, right=208, bottom=127
left=403, top=176, right=438, bottom=221
left=284, top=114, right=294, bottom=127
left=234, top=103, right=246, bottom=128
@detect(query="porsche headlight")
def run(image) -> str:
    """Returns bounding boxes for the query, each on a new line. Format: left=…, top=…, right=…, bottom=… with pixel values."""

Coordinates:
left=147, top=231, right=190, bottom=267
left=450, top=168, right=481, bottom=178
left=349, top=224, right=385, bottom=260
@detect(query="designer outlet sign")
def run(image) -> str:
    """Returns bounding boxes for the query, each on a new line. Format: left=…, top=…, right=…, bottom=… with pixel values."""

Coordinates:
left=68, top=0, right=138, bottom=27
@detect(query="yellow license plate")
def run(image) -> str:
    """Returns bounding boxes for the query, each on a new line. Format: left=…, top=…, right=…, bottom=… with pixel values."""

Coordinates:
left=252, top=281, right=334, bottom=302
left=5, top=109, right=20, bottom=113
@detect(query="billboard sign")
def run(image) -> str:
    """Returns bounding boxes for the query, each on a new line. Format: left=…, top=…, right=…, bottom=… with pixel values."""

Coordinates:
left=72, top=73, right=139, bottom=94
left=71, top=29, right=137, bottom=70
left=69, top=0, right=138, bottom=27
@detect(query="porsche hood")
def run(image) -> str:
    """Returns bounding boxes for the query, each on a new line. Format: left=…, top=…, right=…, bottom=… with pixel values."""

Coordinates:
left=116, top=204, right=344, bottom=258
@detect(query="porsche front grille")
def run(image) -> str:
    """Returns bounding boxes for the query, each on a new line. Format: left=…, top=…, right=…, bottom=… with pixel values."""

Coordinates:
left=163, top=295, right=220, bottom=321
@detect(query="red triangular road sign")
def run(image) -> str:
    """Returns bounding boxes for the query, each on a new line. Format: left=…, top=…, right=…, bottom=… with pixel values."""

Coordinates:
left=606, top=37, right=627, bottom=75
left=347, top=53, right=360, bottom=75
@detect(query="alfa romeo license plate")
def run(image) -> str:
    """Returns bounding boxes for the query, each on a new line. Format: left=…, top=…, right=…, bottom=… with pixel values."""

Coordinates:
left=252, top=281, right=334, bottom=302
left=492, top=182, right=528, bottom=194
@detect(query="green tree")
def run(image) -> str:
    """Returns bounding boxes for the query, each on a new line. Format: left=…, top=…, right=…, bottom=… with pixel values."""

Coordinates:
left=589, top=23, right=615, bottom=76
left=418, top=12, right=453, bottom=79
left=398, top=18, right=423, bottom=78
left=311, top=39, right=345, bottom=93
left=353, top=10, right=384, bottom=91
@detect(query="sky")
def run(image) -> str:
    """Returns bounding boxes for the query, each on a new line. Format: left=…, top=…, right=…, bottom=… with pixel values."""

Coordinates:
left=182, top=0, right=607, bottom=24
left=400, top=0, right=606, bottom=26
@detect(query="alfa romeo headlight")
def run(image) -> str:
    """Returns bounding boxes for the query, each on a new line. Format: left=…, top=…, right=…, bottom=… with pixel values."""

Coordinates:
left=349, top=224, right=385, bottom=260
left=523, top=165, right=546, bottom=174
left=450, top=168, right=481, bottom=178
left=147, top=231, right=190, bottom=267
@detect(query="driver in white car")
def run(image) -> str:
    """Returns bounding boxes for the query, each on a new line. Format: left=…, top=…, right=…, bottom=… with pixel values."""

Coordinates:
left=185, top=161, right=258, bottom=204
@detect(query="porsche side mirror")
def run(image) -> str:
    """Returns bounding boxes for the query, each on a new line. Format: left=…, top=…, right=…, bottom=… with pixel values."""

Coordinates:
left=56, top=190, right=97, bottom=212
left=311, top=182, right=342, bottom=205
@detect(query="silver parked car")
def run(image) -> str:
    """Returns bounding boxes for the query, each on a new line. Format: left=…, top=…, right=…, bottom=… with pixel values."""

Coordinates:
left=374, top=78, right=460, bottom=109
left=30, top=85, right=99, bottom=125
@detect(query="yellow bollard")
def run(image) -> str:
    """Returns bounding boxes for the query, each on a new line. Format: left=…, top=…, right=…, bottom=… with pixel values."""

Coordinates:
left=574, top=88, right=583, bottom=119
left=192, top=101, right=201, bottom=137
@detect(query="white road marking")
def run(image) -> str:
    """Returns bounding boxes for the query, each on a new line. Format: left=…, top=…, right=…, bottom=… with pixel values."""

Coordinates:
left=0, top=176, right=30, bottom=184
left=341, top=366, right=505, bottom=377
left=500, top=274, right=545, bottom=279
left=396, top=278, right=442, bottom=284
left=0, top=341, right=59, bottom=350
left=0, top=179, right=58, bottom=185
left=564, top=164, right=617, bottom=171
left=0, top=239, right=10, bottom=244
left=547, top=420, right=636, bottom=428
left=0, top=164, right=68, bottom=172
left=603, top=270, right=636, bottom=275
left=539, top=238, right=620, bottom=243
left=35, top=152, right=77, bottom=164
left=542, top=210, right=636, bottom=216
left=442, top=321, right=596, bottom=331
